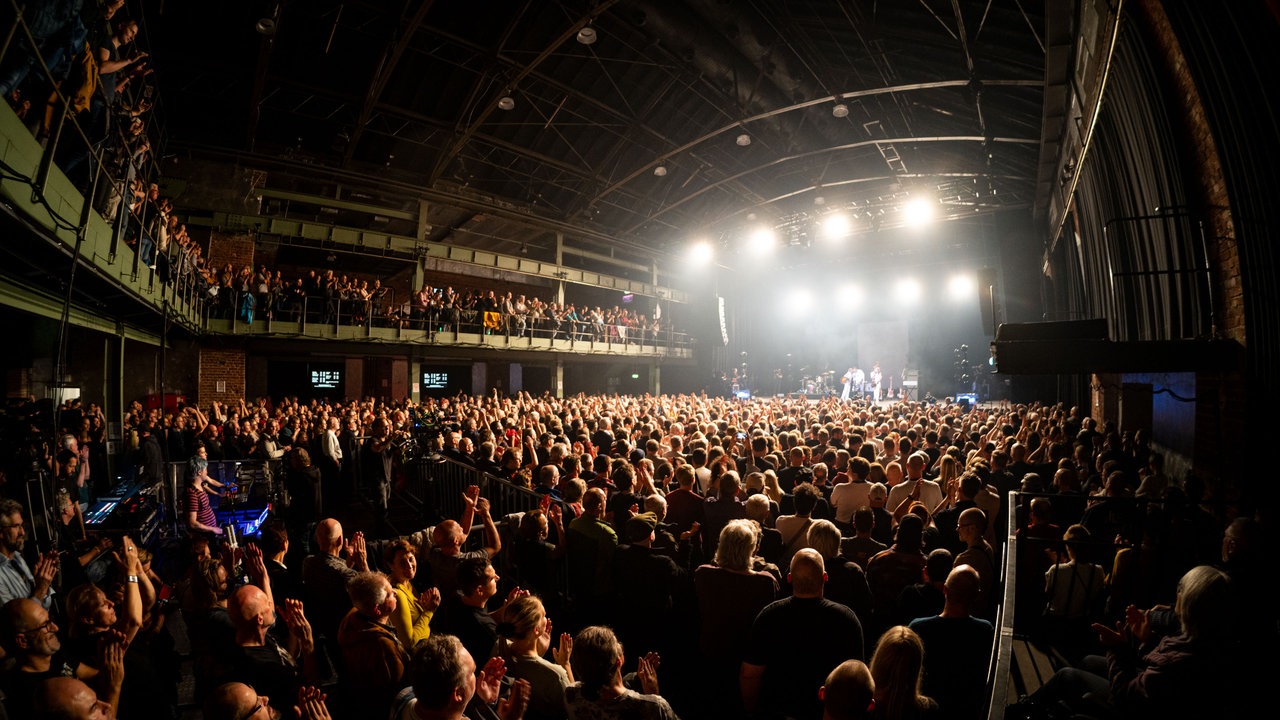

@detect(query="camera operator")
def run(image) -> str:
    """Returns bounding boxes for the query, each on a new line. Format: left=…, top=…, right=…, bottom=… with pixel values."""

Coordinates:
left=365, top=418, right=395, bottom=526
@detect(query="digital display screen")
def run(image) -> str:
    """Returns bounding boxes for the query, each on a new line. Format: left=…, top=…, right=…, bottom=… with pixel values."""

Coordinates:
left=422, top=370, right=450, bottom=390
left=421, top=367, right=468, bottom=396
left=311, top=369, right=341, bottom=389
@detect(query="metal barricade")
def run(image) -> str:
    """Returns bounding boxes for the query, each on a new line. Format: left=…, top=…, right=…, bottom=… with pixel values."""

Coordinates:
left=399, top=456, right=547, bottom=525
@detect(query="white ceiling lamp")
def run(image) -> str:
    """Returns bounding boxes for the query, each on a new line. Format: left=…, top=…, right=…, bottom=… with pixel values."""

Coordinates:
left=736, top=133, right=752, bottom=147
left=576, top=25, right=598, bottom=45
left=653, top=165, right=668, bottom=177
left=832, top=103, right=849, bottom=118
left=497, top=96, right=516, bottom=111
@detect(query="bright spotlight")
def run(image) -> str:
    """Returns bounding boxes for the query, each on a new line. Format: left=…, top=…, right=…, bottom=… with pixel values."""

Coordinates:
left=822, top=213, right=851, bottom=240
left=836, top=283, right=862, bottom=309
left=688, top=241, right=714, bottom=265
left=903, top=198, right=934, bottom=226
left=895, top=278, right=922, bottom=303
left=749, top=227, right=776, bottom=255
left=788, top=288, right=814, bottom=314
left=948, top=274, right=975, bottom=299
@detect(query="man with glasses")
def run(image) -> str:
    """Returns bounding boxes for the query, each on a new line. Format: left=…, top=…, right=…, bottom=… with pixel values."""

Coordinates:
left=204, top=681, right=332, bottom=720
left=0, top=597, right=85, bottom=719
left=953, top=507, right=996, bottom=618
left=0, top=499, right=58, bottom=609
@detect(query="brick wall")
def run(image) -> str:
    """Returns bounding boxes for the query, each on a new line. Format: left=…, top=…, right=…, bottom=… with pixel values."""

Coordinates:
left=197, top=348, right=246, bottom=406
left=1132, top=0, right=1244, bottom=345
left=1131, top=0, right=1246, bottom=482
left=207, top=230, right=256, bottom=273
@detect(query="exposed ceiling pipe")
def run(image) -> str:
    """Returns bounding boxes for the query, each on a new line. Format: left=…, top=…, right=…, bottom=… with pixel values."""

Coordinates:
left=627, top=0, right=815, bottom=151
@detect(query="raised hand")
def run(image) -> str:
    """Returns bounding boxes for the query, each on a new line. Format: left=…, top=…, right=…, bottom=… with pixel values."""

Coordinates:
left=1091, top=620, right=1127, bottom=648
left=295, top=686, right=331, bottom=720
left=497, top=679, right=531, bottom=720
left=553, top=631, right=573, bottom=670
left=637, top=652, right=661, bottom=695
left=244, top=542, right=267, bottom=583
left=283, top=598, right=314, bottom=648
left=99, top=629, right=128, bottom=688
left=33, top=551, right=59, bottom=589
left=476, top=656, right=507, bottom=704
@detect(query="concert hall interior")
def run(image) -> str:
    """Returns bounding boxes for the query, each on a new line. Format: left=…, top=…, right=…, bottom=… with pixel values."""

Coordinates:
left=0, top=2, right=1273, bottom=720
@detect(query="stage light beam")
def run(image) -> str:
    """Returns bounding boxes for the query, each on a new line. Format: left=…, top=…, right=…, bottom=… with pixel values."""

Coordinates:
left=689, top=240, right=714, bottom=265
left=895, top=278, right=922, bottom=303
left=749, top=227, right=777, bottom=255
left=904, top=198, right=934, bottom=226
left=788, top=288, right=814, bottom=314
left=948, top=274, right=976, bottom=299
left=836, top=283, right=863, bottom=309
left=822, top=213, right=852, bottom=241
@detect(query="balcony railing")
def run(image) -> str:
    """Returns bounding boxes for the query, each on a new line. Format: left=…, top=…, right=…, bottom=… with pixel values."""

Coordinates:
left=201, top=294, right=694, bottom=355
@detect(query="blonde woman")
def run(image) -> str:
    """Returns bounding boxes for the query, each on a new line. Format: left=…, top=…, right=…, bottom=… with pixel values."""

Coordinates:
left=498, top=595, right=574, bottom=720
left=870, top=626, right=937, bottom=720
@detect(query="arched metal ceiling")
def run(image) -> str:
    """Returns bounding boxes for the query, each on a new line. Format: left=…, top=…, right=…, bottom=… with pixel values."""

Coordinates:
left=145, top=0, right=1050, bottom=259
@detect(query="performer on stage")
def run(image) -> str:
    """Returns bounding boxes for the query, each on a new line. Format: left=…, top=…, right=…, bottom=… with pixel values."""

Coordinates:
left=841, top=367, right=855, bottom=402
left=870, top=363, right=883, bottom=401
left=852, top=366, right=866, bottom=398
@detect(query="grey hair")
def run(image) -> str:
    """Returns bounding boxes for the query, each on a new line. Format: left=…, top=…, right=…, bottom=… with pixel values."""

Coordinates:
left=715, top=519, right=759, bottom=571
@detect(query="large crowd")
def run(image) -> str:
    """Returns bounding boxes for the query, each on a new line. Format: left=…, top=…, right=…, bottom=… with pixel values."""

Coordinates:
left=202, top=269, right=672, bottom=345
left=3, top=3, right=674, bottom=349
left=0, top=390, right=1266, bottom=720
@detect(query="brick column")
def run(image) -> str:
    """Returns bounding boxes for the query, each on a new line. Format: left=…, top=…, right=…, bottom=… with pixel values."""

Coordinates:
left=198, top=348, right=246, bottom=406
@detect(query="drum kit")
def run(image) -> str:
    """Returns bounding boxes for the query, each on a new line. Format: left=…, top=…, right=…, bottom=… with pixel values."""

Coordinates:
left=800, top=370, right=838, bottom=395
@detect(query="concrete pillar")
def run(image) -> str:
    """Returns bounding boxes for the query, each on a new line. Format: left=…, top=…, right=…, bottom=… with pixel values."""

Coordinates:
left=510, top=363, right=523, bottom=394
left=391, top=358, right=409, bottom=400
left=105, top=332, right=124, bottom=480
left=555, top=232, right=565, bottom=304
left=345, top=358, right=364, bottom=401
left=472, top=362, right=487, bottom=396
left=555, top=360, right=564, bottom=398
left=651, top=364, right=661, bottom=395
left=410, top=357, right=422, bottom=402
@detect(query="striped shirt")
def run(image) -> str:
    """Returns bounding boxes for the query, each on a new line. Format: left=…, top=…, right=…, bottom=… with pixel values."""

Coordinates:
left=187, top=486, right=218, bottom=532
left=0, top=550, right=51, bottom=609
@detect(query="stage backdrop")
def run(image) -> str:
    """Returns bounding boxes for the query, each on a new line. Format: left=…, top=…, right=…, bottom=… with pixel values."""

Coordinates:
left=857, top=321, right=909, bottom=397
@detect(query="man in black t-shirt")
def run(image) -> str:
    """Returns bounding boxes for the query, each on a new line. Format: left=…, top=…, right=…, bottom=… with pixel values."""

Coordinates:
left=740, top=549, right=864, bottom=720
left=0, top=598, right=83, bottom=719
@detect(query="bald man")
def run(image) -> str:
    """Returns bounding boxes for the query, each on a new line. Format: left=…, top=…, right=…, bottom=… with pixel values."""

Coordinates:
left=741, top=548, right=865, bottom=720
left=301, top=518, right=367, bottom=644
left=953, top=507, right=996, bottom=616
left=32, top=677, right=115, bottom=720
left=887, top=452, right=944, bottom=512
left=566, top=488, right=618, bottom=621
left=1, top=598, right=92, bottom=719
left=908, top=564, right=995, bottom=720
left=224, top=585, right=315, bottom=715
left=821, top=659, right=876, bottom=720
left=204, top=681, right=282, bottom=720
left=426, top=489, right=501, bottom=601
